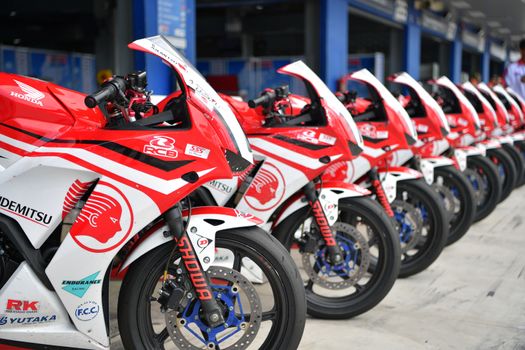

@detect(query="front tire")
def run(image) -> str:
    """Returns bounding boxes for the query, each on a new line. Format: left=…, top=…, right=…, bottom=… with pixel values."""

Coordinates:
left=391, top=179, right=448, bottom=278
left=465, top=154, right=501, bottom=222
left=433, top=166, right=476, bottom=246
left=502, top=143, right=525, bottom=187
left=273, top=196, right=400, bottom=319
left=118, top=227, right=306, bottom=350
left=487, top=147, right=517, bottom=203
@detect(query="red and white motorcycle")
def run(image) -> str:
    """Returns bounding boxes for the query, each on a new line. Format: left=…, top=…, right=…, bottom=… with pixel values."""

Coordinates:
left=189, top=61, right=401, bottom=320
left=0, top=36, right=306, bottom=350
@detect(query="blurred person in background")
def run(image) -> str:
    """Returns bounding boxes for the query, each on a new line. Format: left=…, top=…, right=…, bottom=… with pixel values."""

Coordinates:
left=504, top=39, right=525, bottom=98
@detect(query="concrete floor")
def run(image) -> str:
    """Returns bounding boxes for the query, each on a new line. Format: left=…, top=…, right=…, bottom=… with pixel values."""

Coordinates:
left=110, top=185, right=525, bottom=350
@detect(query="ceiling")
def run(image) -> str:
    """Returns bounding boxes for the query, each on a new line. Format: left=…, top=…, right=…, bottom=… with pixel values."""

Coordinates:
left=441, top=0, right=525, bottom=47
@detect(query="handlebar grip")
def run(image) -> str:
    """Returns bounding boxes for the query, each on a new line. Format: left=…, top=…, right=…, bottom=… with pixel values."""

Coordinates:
left=248, top=91, right=276, bottom=108
left=84, top=77, right=128, bottom=108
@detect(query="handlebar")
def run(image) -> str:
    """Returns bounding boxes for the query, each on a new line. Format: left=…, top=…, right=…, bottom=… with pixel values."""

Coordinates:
left=84, top=76, right=128, bottom=108
left=248, top=91, right=276, bottom=108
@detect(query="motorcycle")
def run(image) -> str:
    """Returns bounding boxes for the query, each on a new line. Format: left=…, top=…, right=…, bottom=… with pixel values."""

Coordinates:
left=388, top=72, right=476, bottom=245
left=490, top=85, right=525, bottom=186
left=326, top=69, right=448, bottom=278
left=0, top=36, right=306, bottom=350
left=504, top=87, right=525, bottom=185
left=189, top=61, right=401, bottom=320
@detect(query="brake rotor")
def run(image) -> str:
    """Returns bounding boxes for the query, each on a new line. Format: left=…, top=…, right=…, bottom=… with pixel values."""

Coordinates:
left=391, top=200, right=423, bottom=253
left=463, top=168, right=486, bottom=205
left=301, top=222, right=370, bottom=290
left=431, top=181, right=457, bottom=219
left=165, top=266, right=262, bottom=350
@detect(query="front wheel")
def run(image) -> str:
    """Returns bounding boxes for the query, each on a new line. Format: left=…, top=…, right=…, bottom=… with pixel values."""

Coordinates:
left=464, top=154, right=501, bottom=222
left=390, top=179, right=448, bottom=278
left=487, top=147, right=517, bottom=203
left=118, top=227, right=306, bottom=350
left=432, top=165, right=476, bottom=246
left=273, top=196, right=400, bottom=319
left=502, top=143, right=525, bottom=187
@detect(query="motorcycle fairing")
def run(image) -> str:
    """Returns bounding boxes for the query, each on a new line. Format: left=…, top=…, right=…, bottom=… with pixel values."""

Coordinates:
left=477, top=82, right=510, bottom=129
left=461, top=82, right=500, bottom=136
left=370, top=167, right=423, bottom=203
left=493, top=84, right=524, bottom=128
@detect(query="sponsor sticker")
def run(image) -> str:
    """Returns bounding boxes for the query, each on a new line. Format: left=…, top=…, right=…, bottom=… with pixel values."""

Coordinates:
left=185, top=144, right=210, bottom=159
left=245, top=163, right=285, bottom=211
left=144, top=136, right=178, bottom=159
left=319, top=133, right=336, bottom=145
left=62, top=271, right=102, bottom=298
left=75, top=301, right=100, bottom=321
left=0, top=314, right=56, bottom=326
left=6, top=299, right=38, bottom=313
left=207, top=180, right=234, bottom=194
left=0, top=196, right=53, bottom=227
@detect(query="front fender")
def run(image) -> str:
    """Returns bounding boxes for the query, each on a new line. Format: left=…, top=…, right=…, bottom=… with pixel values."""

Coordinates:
left=273, top=181, right=371, bottom=227
left=120, top=207, right=261, bottom=272
left=511, top=132, right=525, bottom=142
left=419, top=156, right=455, bottom=185
left=377, top=167, right=423, bottom=203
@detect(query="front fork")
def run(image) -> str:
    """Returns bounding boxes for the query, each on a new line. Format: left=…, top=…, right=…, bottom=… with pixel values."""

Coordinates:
left=370, top=168, right=394, bottom=217
left=164, top=205, right=225, bottom=328
left=303, top=181, right=344, bottom=263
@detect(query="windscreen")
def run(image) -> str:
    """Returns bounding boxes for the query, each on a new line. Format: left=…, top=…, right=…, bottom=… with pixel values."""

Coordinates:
left=436, top=76, right=480, bottom=128
left=278, top=60, right=363, bottom=147
left=350, top=69, right=418, bottom=140
left=129, top=35, right=253, bottom=164
left=392, top=72, right=450, bottom=133
left=462, top=82, right=498, bottom=126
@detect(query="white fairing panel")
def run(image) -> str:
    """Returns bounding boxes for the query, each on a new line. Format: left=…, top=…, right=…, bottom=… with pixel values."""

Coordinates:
left=203, top=177, right=240, bottom=206
left=277, top=61, right=364, bottom=147
left=351, top=69, right=418, bottom=140
left=419, top=157, right=455, bottom=185
left=0, top=263, right=105, bottom=349
left=436, top=76, right=481, bottom=129
left=376, top=169, right=422, bottom=203
left=392, top=72, right=450, bottom=133
left=462, top=82, right=498, bottom=126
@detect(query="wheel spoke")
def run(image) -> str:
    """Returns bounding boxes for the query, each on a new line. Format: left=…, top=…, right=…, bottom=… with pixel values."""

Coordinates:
left=232, top=250, right=243, bottom=271
left=367, top=234, right=379, bottom=247
left=305, top=279, right=314, bottom=291
left=262, top=308, right=277, bottom=321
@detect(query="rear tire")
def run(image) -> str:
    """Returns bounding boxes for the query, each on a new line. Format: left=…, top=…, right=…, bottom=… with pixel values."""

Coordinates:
left=392, top=179, right=448, bottom=278
left=118, top=227, right=306, bottom=350
left=487, top=147, right=517, bottom=203
left=273, top=196, right=400, bottom=319
left=433, top=166, right=477, bottom=246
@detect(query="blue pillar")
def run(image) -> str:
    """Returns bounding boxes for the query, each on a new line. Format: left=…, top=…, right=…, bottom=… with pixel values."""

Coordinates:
left=133, top=0, right=196, bottom=95
left=450, top=25, right=462, bottom=83
left=481, top=38, right=490, bottom=82
left=403, top=1, right=421, bottom=80
left=320, top=0, right=348, bottom=91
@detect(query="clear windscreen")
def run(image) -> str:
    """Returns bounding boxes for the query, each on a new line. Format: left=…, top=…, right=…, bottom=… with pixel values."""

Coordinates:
left=129, top=36, right=253, bottom=164
left=393, top=72, right=450, bottom=133
left=277, top=60, right=363, bottom=147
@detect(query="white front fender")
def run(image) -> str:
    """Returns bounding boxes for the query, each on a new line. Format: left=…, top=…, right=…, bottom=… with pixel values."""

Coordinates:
left=274, top=182, right=371, bottom=227
left=120, top=207, right=261, bottom=272
left=377, top=168, right=422, bottom=203
left=419, top=157, right=455, bottom=185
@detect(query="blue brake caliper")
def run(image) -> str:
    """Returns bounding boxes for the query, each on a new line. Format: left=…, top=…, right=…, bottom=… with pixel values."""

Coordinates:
left=394, top=211, right=414, bottom=243
left=181, top=285, right=244, bottom=347
left=315, top=233, right=358, bottom=277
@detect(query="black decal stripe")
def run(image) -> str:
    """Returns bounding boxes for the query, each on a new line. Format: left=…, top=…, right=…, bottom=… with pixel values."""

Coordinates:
left=0, top=123, right=193, bottom=172
left=273, top=134, right=330, bottom=150
left=362, top=136, right=386, bottom=144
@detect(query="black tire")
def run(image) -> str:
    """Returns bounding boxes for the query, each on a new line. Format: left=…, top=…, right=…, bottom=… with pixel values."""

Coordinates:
left=502, top=143, right=525, bottom=187
left=273, top=196, right=400, bottom=319
left=466, top=155, right=502, bottom=222
left=392, top=179, right=448, bottom=278
left=487, top=147, right=517, bottom=203
left=515, top=140, right=525, bottom=187
left=118, top=227, right=306, bottom=350
left=433, top=166, right=477, bottom=246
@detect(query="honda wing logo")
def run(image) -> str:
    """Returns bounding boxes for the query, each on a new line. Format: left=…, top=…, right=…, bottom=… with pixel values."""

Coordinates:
left=11, top=80, right=45, bottom=106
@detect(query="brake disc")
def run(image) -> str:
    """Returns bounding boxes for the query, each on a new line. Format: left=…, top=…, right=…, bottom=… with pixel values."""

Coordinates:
left=431, top=181, right=457, bottom=219
left=165, top=266, right=262, bottom=350
left=391, top=200, right=423, bottom=253
left=301, top=222, right=370, bottom=290
left=463, top=168, right=486, bottom=205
